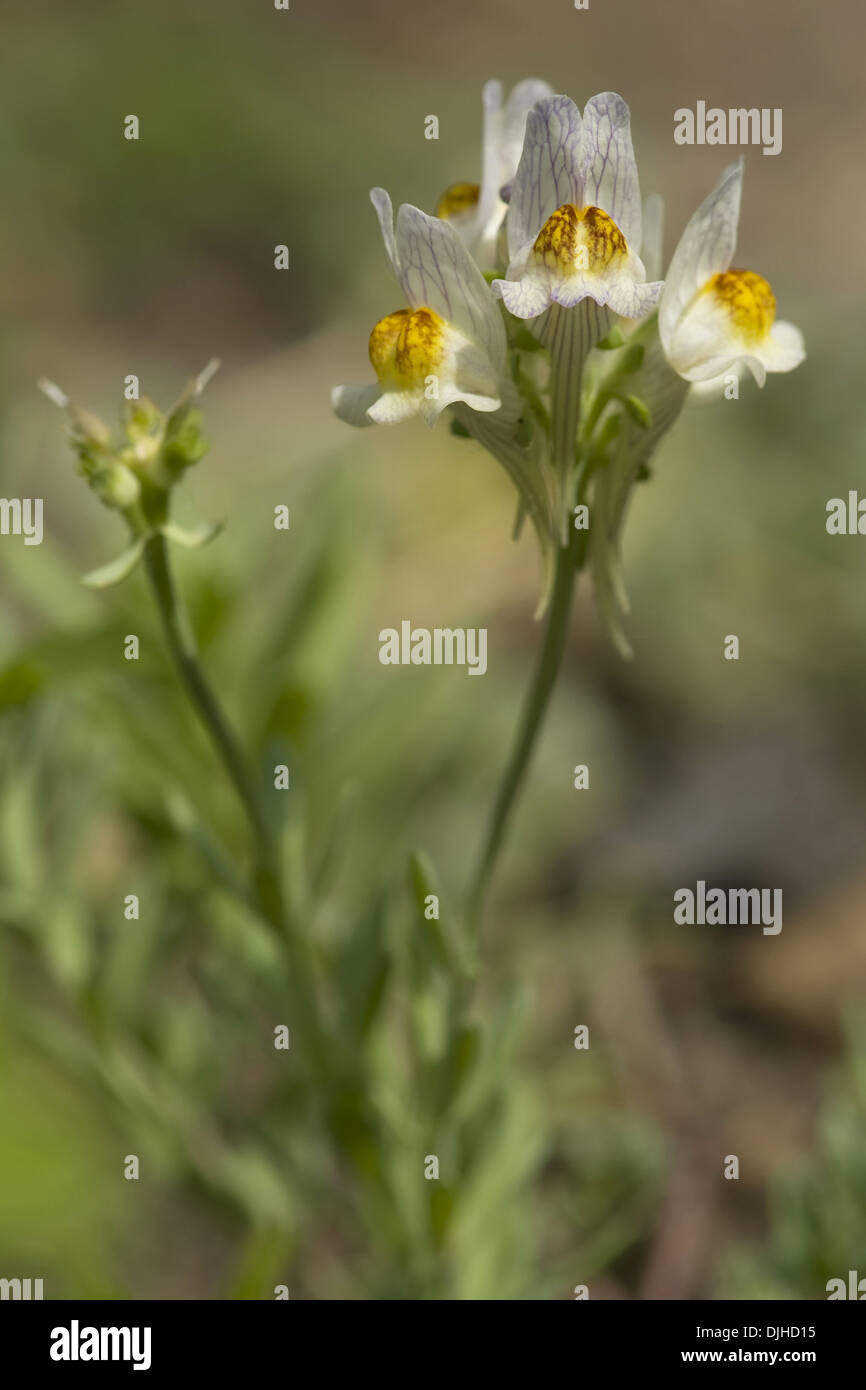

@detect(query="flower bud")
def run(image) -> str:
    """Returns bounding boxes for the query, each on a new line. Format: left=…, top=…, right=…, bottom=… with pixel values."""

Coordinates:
left=123, top=397, right=163, bottom=443
left=159, top=408, right=208, bottom=482
left=622, top=394, right=652, bottom=429
left=91, top=462, right=142, bottom=511
left=69, top=405, right=112, bottom=450
left=42, top=365, right=220, bottom=572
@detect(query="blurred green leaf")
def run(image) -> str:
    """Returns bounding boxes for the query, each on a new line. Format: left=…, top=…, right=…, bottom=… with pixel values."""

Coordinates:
left=81, top=537, right=146, bottom=589
left=0, top=659, right=44, bottom=710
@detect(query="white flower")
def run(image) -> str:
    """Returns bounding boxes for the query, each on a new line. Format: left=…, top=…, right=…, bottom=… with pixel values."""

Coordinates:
left=434, top=78, right=553, bottom=271
left=331, top=188, right=508, bottom=429
left=659, top=159, right=805, bottom=386
left=492, top=92, right=663, bottom=321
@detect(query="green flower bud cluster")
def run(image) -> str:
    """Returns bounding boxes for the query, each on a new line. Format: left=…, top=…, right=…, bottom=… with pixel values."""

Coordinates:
left=39, top=361, right=222, bottom=588
left=74, top=393, right=209, bottom=524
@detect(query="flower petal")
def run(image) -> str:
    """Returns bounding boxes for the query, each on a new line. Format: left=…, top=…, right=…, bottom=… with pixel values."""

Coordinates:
left=394, top=202, right=506, bottom=369
left=370, top=187, right=400, bottom=279
left=689, top=362, right=748, bottom=401
left=682, top=352, right=760, bottom=386
left=549, top=263, right=663, bottom=319
left=474, top=77, right=554, bottom=268
left=664, top=270, right=788, bottom=384
left=450, top=338, right=502, bottom=404
left=578, top=92, right=642, bottom=249
left=331, top=382, right=381, bottom=427
left=477, top=79, right=505, bottom=236
left=500, top=79, right=555, bottom=186
left=495, top=238, right=662, bottom=322
left=659, top=159, right=743, bottom=352
left=506, top=94, right=582, bottom=260
left=492, top=264, right=552, bottom=319
left=666, top=308, right=745, bottom=381
left=758, top=318, right=806, bottom=374
left=738, top=355, right=767, bottom=388
left=367, top=390, right=425, bottom=425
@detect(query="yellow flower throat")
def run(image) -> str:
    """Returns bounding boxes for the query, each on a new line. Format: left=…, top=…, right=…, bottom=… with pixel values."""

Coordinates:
left=704, top=269, right=776, bottom=343
left=533, top=204, right=628, bottom=275
left=368, top=308, right=447, bottom=390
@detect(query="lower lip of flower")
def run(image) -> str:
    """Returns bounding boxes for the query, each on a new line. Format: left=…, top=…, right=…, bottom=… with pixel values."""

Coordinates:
left=368, top=307, right=447, bottom=390
left=702, top=268, right=776, bottom=344
left=532, top=203, right=629, bottom=277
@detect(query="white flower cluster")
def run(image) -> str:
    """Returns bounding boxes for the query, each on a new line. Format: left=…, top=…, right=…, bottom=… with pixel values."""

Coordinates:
left=333, top=81, right=805, bottom=649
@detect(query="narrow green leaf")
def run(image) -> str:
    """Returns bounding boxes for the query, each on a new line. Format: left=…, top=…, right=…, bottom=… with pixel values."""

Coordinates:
left=161, top=519, right=224, bottom=549
left=80, top=537, right=146, bottom=588
left=409, top=850, right=456, bottom=976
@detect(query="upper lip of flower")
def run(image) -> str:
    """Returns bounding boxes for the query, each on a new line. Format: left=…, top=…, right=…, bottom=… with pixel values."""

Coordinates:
left=435, top=78, right=554, bottom=270
left=659, top=158, right=805, bottom=385
left=331, top=188, right=508, bottom=428
left=491, top=92, right=664, bottom=320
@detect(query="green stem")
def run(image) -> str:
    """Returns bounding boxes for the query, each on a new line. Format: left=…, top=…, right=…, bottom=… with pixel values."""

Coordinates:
left=464, top=322, right=661, bottom=928
left=142, top=532, right=285, bottom=930
left=143, top=531, right=335, bottom=1074
left=467, top=501, right=590, bottom=930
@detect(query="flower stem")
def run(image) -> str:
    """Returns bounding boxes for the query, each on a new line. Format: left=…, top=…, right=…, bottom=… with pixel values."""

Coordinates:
left=142, top=533, right=286, bottom=932
left=143, top=531, right=337, bottom=1073
left=467, top=504, right=590, bottom=931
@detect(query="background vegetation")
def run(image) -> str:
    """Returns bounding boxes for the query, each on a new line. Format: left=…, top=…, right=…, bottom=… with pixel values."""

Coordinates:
left=0, top=0, right=864, bottom=1298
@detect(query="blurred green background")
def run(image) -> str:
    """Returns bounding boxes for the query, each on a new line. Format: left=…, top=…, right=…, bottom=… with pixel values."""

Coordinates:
left=1, top=0, right=865, bottom=1299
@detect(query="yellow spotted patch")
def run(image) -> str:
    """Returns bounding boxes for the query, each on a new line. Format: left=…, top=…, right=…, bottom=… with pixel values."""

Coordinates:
left=704, top=269, right=776, bottom=343
left=435, top=182, right=481, bottom=220
left=368, top=307, right=447, bottom=389
left=532, top=204, right=628, bottom=276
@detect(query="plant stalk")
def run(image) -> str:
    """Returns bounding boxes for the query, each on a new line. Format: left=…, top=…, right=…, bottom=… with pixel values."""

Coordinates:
left=467, top=503, right=590, bottom=930
left=142, top=533, right=286, bottom=931
left=143, top=532, right=336, bottom=1071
